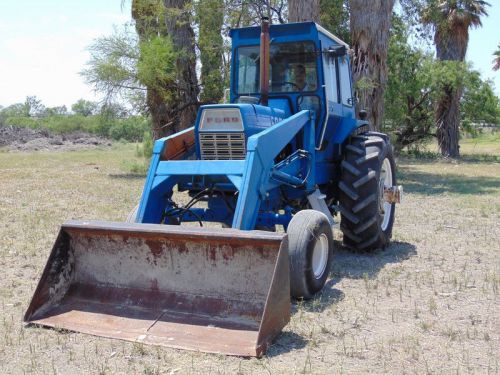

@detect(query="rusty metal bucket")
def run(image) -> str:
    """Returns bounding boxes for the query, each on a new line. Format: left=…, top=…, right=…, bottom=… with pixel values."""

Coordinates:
left=24, top=221, right=290, bottom=357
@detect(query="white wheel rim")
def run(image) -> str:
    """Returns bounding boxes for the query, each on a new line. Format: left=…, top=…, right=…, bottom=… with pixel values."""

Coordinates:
left=312, top=233, right=329, bottom=279
left=379, top=158, right=393, bottom=231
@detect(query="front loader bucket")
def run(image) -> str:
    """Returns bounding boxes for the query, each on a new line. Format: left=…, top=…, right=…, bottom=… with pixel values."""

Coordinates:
left=24, top=221, right=290, bottom=357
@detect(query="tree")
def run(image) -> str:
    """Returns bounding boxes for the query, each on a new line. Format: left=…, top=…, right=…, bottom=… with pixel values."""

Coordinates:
left=0, top=103, right=26, bottom=118
left=134, top=0, right=200, bottom=138
left=72, top=99, right=98, bottom=116
left=44, top=106, right=68, bottom=116
left=493, top=44, right=500, bottom=71
left=319, top=0, right=350, bottom=43
left=422, top=0, right=489, bottom=157
left=288, top=0, right=319, bottom=22
left=461, top=72, right=499, bottom=127
left=81, top=25, right=144, bottom=106
left=23, top=96, right=45, bottom=117
left=350, top=0, right=396, bottom=131
left=163, top=0, right=199, bottom=136
left=196, top=0, right=224, bottom=103
left=384, top=15, right=435, bottom=151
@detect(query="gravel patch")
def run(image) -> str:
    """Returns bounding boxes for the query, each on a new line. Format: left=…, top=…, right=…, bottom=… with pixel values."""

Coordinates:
left=0, top=125, right=111, bottom=152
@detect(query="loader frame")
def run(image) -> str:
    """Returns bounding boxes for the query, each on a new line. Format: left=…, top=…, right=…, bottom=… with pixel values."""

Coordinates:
left=137, top=110, right=316, bottom=230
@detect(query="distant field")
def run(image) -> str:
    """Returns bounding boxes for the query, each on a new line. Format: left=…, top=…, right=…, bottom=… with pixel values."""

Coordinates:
left=0, top=143, right=498, bottom=374
left=421, top=132, right=500, bottom=159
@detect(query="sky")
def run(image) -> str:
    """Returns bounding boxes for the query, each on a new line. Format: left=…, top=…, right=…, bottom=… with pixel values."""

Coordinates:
left=0, top=1, right=499, bottom=110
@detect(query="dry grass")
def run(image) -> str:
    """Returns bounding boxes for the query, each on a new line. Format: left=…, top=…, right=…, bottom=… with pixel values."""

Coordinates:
left=0, top=144, right=498, bottom=374
left=421, top=133, right=500, bottom=160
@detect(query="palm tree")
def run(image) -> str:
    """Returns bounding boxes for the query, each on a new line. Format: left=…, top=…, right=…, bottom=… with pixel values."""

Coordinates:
left=423, top=0, right=489, bottom=157
left=493, top=44, right=500, bottom=71
left=350, top=0, right=396, bottom=131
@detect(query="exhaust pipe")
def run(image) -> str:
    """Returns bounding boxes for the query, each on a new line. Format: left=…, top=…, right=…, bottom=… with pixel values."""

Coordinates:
left=259, top=17, right=270, bottom=106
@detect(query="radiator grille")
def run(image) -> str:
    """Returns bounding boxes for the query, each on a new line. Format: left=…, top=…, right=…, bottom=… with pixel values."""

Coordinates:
left=199, top=132, right=246, bottom=160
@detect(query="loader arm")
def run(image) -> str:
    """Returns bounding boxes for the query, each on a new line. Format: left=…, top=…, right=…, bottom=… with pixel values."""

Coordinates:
left=233, top=110, right=315, bottom=229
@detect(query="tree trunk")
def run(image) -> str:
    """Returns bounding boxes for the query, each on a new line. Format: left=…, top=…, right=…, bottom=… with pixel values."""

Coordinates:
left=350, top=0, right=395, bottom=131
left=164, top=0, right=199, bottom=136
left=435, top=84, right=461, bottom=157
left=288, top=0, right=320, bottom=22
left=433, top=30, right=468, bottom=158
left=147, top=90, right=171, bottom=140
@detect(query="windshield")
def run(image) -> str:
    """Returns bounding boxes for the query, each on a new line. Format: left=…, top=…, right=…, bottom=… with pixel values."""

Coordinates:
left=236, top=42, right=318, bottom=94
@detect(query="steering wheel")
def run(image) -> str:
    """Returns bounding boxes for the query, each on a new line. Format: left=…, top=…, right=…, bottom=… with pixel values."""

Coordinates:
left=277, top=81, right=301, bottom=91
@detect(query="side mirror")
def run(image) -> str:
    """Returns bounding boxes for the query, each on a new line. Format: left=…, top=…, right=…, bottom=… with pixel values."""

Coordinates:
left=326, top=45, right=346, bottom=58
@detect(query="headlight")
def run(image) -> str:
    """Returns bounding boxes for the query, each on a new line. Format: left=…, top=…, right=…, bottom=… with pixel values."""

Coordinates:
left=199, top=109, right=243, bottom=131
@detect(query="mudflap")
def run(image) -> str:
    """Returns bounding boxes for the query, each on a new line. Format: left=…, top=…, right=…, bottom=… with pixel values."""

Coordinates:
left=24, top=221, right=290, bottom=357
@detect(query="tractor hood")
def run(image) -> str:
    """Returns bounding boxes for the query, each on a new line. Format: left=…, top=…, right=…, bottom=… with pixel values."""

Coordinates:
left=194, top=104, right=286, bottom=160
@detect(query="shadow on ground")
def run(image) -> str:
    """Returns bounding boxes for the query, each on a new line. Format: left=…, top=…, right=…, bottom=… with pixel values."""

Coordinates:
left=271, top=241, right=416, bottom=354
left=398, top=152, right=499, bottom=163
left=267, top=332, right=308, bottom=357
left=331, top=241, right=416, bottom=281
left=398, top=166, right=499, bottom=195
left=290, top=241, right=416, bottom=316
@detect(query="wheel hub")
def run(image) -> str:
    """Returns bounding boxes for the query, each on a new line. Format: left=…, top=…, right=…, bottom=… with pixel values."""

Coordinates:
left=312, top=233, right=329, bottom=279
left=379, top=158, right=394, bottom=231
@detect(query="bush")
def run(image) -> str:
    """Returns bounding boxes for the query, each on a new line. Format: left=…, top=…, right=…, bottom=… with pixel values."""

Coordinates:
left=108, top=117, right=150, bottom=142
left=1, top=113, right=151, bottom=143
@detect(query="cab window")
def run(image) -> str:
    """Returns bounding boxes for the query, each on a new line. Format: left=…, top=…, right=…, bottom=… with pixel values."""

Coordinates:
left=236, top=42, right=318, bottom=94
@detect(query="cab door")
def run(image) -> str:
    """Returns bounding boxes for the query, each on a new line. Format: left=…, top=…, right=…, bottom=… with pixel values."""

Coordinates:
left=338, top=56, right=355, bottom=119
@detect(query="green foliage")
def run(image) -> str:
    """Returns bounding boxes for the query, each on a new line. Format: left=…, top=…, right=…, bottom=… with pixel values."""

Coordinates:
left=0, top=103, right=28, bottom=119
left=45, top=106, right=68, bottom=116
left=196, top=0, right=224, bottom=103
left=1, top=99, right=151, bottom=143
left=421, top=0, right=490, bottom=33
left=1, top=96, right=46, bottom=119
left=72, top=99, right=98, bottom=116
left=136, top=36, right=177, bottom=101
left=3, top=113, right=150, bottom=142
left=132, top=0, right=166, bottom=36
left=109, top=117, right=152, bottom=142
left=5, top=114, right=95, bottom=133
left=461, top=72, right=499, bottom=129
left=493, top=44, right=500, bottom=71
left=25, top=96, right=46, bottom=117
left=319, top=0, right=350, bottom=43
left=383, top=14, right=499, bottom=151
left=135, top=131, right=154, bottom=158
left=424, top=60, right=469, bottom=97
left=384, top=16, right=435, bottom=150
left=81, top=26, right=143, bottom=105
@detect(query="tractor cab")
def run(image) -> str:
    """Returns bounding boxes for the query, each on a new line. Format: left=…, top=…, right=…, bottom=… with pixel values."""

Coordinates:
left=229, top=21, right=356, bottom=149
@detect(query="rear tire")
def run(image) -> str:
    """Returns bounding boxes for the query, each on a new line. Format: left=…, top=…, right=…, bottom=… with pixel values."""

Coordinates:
left=338, top=134, right=396, bottom=251
left=287, top=210, right=333, bottom=299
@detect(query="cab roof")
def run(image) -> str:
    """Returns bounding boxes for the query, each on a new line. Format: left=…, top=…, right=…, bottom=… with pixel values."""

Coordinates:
left=229, top=21, right=349, bottom=48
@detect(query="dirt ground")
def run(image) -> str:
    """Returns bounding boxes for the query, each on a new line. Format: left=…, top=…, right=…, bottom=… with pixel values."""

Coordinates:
left=0, top=125, right=111, bottom=152
left=0, top=145, right=498, bottom=374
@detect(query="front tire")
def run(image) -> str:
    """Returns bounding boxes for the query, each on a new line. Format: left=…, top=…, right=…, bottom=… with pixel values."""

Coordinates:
left=338, top=134, right=396, bottom=251
left=287, top=210, right=334, bottom=299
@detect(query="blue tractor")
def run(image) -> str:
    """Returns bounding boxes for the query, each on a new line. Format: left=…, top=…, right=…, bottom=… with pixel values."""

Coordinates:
left=25, top=20, right=401, bottom=357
